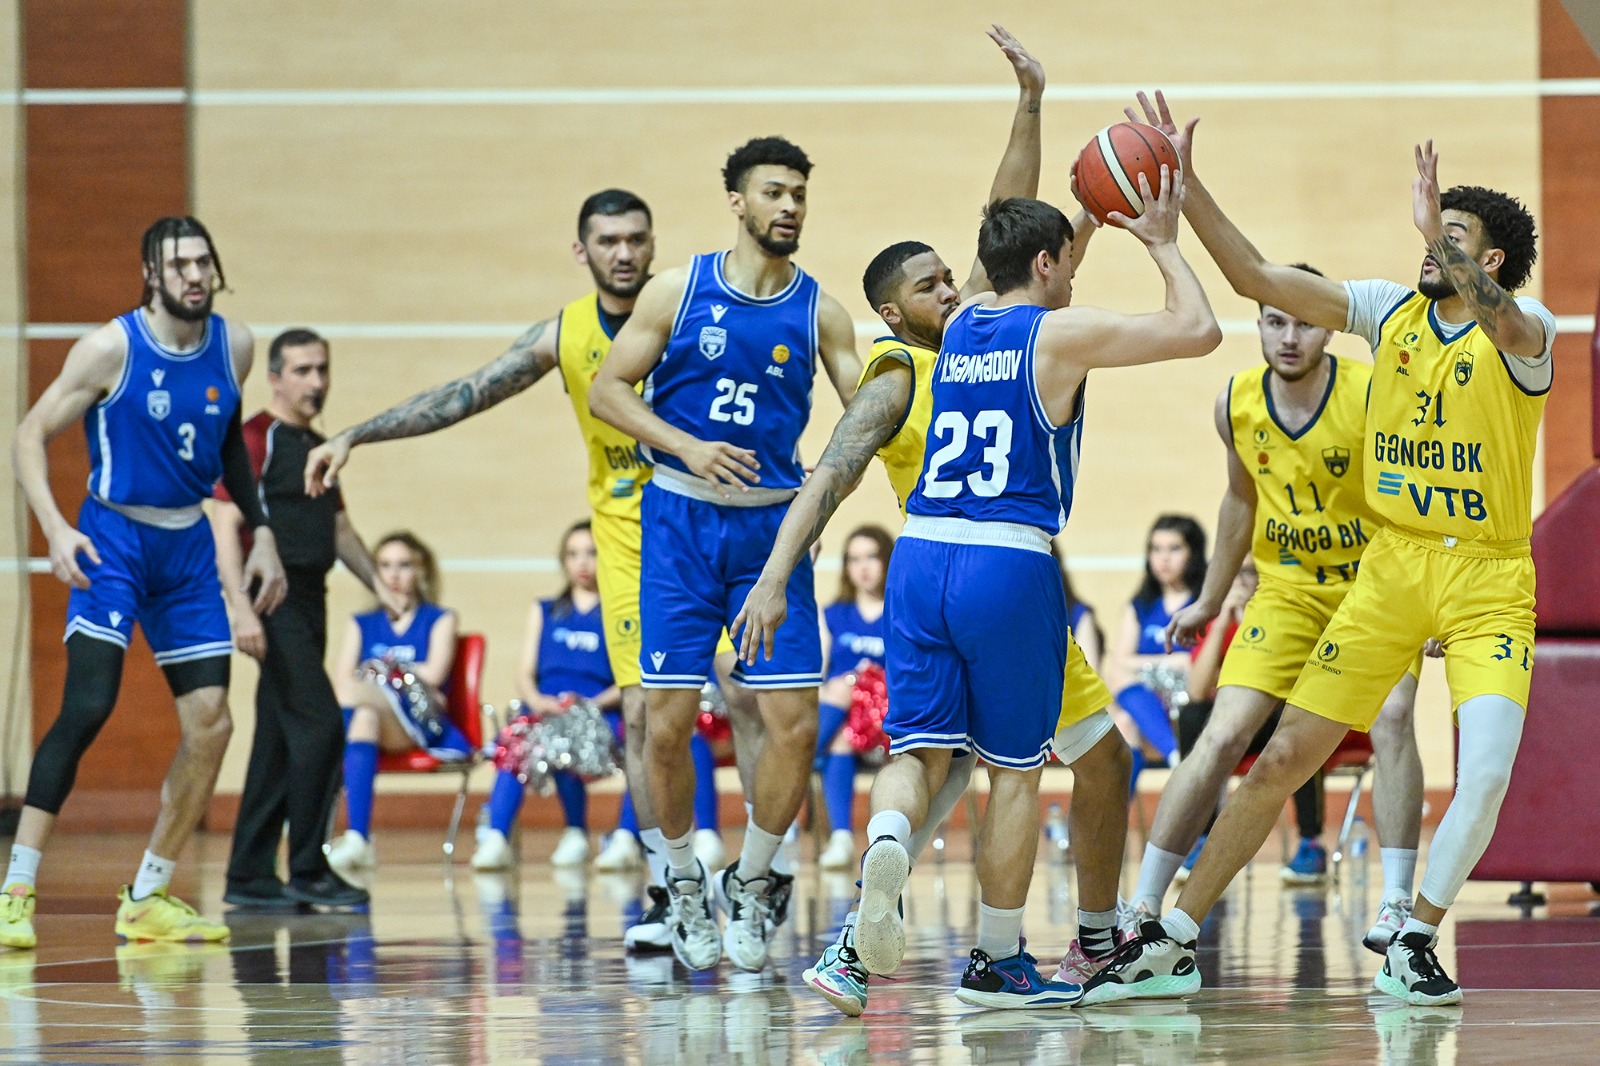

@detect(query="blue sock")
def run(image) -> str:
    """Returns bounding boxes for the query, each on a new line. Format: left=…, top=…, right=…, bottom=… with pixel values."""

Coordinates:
left=690, top=733, right=719, bottom=831
left=617, top=790, right=639, bottom=836
left=343, top=740, right=379, bottom=838
left=814, top=700, right=849, bottom=768
left=487, top=770, right=525, bottom=835
left=1128, top=748, right=1147, bottom=801
left=1117, top=684, right=1179, bottom=763
left=822, top=753, right=856, bottom=833
left=554, top=771, right=587, bottom=829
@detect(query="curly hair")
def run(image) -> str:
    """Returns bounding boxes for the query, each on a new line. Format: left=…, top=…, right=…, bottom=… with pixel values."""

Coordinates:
left=722, top=136, right=812, bottom=193
left=1439, top=185, right=1538, bottom=293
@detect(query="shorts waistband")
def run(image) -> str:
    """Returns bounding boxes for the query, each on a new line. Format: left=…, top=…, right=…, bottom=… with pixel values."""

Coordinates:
left=902, top=515, right=1053, bottom=553
left=1384, top=524, right=1531, bottom=559
left=650, top=466, right=797, bottom=508
left=92, top=495, right=204, bottom=531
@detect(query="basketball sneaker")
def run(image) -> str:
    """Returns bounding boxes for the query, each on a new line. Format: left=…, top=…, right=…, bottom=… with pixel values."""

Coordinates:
left=326, top=831, right=375, bottom=885
left=0, top=884, right=36, bottom=950
left=115, top=886, right=230, bottom=943
left=714, top=862, right=774, bottom=972
left=1364, top=896, right=1413, bottom=955
left=1374, top=931, right=1462, bottom=1006
left=818, top=829, right=855, bottom=871
left=1280, top=839, right=1329, bottom=885
left=1076, top=920, right=1200, bottom=1006
left=471, top=829, right=514, bottom=872
left=624, top=885, right=673, bottom=953
left=550, top=828, right=590, bottom=867
left=955, top=947, right=1083, bottom=1009
left=854, top=835, right=910, bottom=976
left=766, top=871, right=795, bottom=934
left=803, top=934, right=869, bottom=1017
left=594, top=831, right=643, bottom=872
left=666, top=862, right=721, bottom=971
left=1054, top=934, right=1123, bottom=984
left=1118, top=899, right=1158, bottom=939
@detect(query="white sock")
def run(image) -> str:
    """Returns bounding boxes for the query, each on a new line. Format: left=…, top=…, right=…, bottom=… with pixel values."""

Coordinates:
left=1133, top=844, right=1186, bottom=911
left=1381, top=847, right=1418, bottom=902
left=663, top=830, right=699, bottom=883
left=772, top=821, right=797, bottom=876
left=639, top=827, right=669, bottom=887
left=5, top=845, right=42, bottom=890
left=1399, top=916, right=1439, bottom=942
left=737, top=823, right=784, bottom=882
left=1161, top=908, right=1200, bottom=944
left=130, top=851, right=175, bottom=901
left=865, top=810, right=912, bottom=850
left=976, top=902, right=1025, bottom=960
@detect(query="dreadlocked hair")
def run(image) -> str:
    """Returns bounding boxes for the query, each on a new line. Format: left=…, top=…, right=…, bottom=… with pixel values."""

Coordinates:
left=139, top=216, right=226, bottom=308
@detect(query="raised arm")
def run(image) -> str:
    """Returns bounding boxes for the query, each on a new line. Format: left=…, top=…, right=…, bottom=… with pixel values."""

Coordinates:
left=816, top=292, right=863, bottom=404
left=961, top=24, right=1046, bottom=299
left=589, top=269, right=760, bottom=496
left=733, top=363, right=912, bottom=662
left=305, top=317, right=558, bottom=495
left=1128, top=91, right=1349, bottom=331
left=1167, top=388, right=1256, bottom=650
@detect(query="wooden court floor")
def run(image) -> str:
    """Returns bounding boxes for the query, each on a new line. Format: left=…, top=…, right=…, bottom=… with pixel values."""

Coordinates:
left=2, top=828, right=1598, bottom=1064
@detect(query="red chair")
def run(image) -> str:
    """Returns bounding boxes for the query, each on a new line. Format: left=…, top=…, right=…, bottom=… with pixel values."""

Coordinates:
left=1232, top=728, right=1373, bottom=873
left=375, top=633, right=494, bottom=865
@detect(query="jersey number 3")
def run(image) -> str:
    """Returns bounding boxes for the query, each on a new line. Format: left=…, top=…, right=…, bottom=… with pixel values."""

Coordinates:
left=923, top=410, right=1013, bottom=498
left=708, top=378, right=758, bottom=426
left=176, top=422, right=196, bottom=461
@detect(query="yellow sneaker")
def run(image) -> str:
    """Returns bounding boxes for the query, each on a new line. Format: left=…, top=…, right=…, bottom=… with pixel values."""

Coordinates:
left=115, top=886, right=230, bottom=943
left=0, top=884, right=36, bottom=950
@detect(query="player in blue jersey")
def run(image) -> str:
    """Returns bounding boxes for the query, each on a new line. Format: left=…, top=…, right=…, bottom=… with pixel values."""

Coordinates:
left=590, top=135, right=861, bottom=972
left=3, top=217, right=286, bottom=950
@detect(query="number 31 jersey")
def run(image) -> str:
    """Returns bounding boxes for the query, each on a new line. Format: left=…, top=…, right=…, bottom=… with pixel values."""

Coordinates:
left=1228, top=355, right=1381, bottom=590
left=906, top=302, right=1084, bottom=535
left=645, top=251, right=819, bottom=493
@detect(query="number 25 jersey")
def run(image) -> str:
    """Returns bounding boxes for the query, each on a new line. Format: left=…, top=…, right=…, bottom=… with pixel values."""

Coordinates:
left=906, top=302, right=1084, bottom=536
left=645, top=251, right=819, bottom=493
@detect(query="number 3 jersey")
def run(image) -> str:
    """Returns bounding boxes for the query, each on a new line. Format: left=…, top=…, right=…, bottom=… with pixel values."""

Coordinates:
left=87, top=310, right=241, bottom=511
left=1228, top=355, right=1381, bottom=591
left=905, top=302, right=1084, bottom=538
left=645, top=251, right=819, bottom=494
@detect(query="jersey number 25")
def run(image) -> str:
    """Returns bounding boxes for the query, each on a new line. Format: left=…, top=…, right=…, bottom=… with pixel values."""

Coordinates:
left=708, top=378, right=758, bottom=426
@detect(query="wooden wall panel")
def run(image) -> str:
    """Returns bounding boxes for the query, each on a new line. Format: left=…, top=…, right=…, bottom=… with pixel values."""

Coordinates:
left=22, top=0, right=183, bottom=88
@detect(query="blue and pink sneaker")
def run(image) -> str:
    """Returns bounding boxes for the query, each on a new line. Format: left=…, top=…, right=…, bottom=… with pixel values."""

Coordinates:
left=955, top=947, right=1084, bottom=1010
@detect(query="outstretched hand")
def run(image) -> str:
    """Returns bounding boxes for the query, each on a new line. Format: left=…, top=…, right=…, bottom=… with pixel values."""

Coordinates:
left=304, top=433, right=352, bottom=498
left=1165, top=599, right=1218, bottom=652
left=1412, top=139, right=1445, bottom=243
left=1109, top=165, right=1184, bottom=246
left=1125, top=90, right=1198, bottom=173
left=986, top=23, right=1044, bottom=99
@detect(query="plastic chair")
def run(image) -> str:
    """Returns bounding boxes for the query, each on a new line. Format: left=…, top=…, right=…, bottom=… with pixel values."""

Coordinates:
left=375, top=633, right=494, bottom=868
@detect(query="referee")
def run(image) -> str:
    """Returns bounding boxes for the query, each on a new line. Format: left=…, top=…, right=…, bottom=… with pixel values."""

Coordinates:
left=214, top=328, right=398, bottom=910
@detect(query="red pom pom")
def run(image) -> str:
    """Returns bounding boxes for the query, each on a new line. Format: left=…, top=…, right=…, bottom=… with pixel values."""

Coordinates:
left=845, top=662, right=890, bottom=757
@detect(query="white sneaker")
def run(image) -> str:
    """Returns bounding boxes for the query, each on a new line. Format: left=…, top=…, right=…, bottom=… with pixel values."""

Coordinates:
left=1364, top=896, right=1413, bottom=955
left=325, top=831, right=375, bottom=885
left=853, top=836, right=910, bottom=976
left=550, top=828, right=591, bottom=867
left=471, top=829, right=514, bottom=871
left=715, top=862, right=775, bottom=972
left=818, top=829, right=856, bottom=871
left=1375, top=931, right=1462, bottom=1006
left=667, top=862, right=722, bottom=971
left=694, top=829, right=727, bottom=871
left=594, top=831, right=644, bottom=872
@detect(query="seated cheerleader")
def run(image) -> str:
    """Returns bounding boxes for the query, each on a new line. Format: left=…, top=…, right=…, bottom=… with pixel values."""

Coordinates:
left=326, top=532, right=468, bottom=883
left=813, top=526, right=891, bottom=871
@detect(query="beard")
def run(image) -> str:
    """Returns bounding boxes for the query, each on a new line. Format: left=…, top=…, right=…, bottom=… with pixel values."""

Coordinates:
left=1417, top=269, right=1455, bottom=301
left=158, top=284, right=213, bottom=322
left=747, top=215, right=799, bottom=257
left=594, top=271, right=647, bottom=300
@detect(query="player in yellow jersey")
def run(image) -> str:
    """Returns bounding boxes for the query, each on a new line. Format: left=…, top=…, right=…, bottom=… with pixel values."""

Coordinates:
left=301, top=191, right=756, bottom=948
left=1082, top=94, right=1555, bottom=1009
left=1123, top=265, right=1428, bottom=938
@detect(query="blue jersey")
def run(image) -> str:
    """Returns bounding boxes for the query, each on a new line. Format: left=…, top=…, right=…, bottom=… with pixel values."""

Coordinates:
left=645, top=252, right=820, bottom=492
left=536, top=598, right=613, bottom=700
left=823, top=601, right=886, bottom=678
left=905, top=303, right=1084, bottom=535
left=1133, top=594, right=1191, bottom=655
left=87, top=310, right=241, bottom=509
left=356, top=602, right=452, bottom=695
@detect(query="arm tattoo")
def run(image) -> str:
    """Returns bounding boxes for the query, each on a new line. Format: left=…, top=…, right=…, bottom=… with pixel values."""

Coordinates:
left=1425, top=236, right=1521, bottom=338
left=798, top=372, right=907, bottom=546
left=348, top=320, right=554, bottom=445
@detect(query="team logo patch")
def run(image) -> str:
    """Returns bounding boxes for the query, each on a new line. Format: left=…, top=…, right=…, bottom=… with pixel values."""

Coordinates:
left=587, top=348, right=602, bottom=365
left=650, top=651, right=666, bottom=670
left=1317, top=640, right=1340, bottom=663
left=1403, top=332, right=1420, bottom=345
left=1242, top=625, right=1266, bottom=644
left=1454, top=351, right=1474, bottom=385
left=1253, top=428, right=1271, bottom=446
left=206, top=386, right=220, bottom=401
left=699, top=325, right=727, bottom=360
left=1257, top=452, right=1270, bottom=466
left=146, top=390, right=171, bottom=420
left=1398, top=351, right=1411, bottom=364
left=615, top=617, right=637, bottom=638
left=771, top=344, right=790, bottom=364
left=1321, top=446, right=1350, bottom=477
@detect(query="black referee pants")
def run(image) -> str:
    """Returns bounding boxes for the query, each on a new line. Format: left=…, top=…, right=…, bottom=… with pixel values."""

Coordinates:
left=226, top=570, right=345, bottom=886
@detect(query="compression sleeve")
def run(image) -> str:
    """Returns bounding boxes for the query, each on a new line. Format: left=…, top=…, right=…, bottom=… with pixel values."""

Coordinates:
left=219, top=408, right=271, bottom=531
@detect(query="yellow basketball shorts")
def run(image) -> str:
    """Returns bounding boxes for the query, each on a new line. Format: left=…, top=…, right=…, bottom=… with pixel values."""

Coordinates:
left=1289, top=526, right=1535, bottom=730
left=1056, top=631, right=1114, bottom=733
left=592, top=511, right=735, bottom=689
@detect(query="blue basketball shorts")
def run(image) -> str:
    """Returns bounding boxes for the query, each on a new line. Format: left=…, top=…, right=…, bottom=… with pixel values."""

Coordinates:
left=64, top=497, right=233, bottom=666
left=883, top=536, right=1068, bottom=770
left=639, top=483, right=821, bottom=689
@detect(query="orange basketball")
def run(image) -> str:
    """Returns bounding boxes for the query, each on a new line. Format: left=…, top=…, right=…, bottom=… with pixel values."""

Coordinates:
left=1072, top=121, right=1181, bottom=226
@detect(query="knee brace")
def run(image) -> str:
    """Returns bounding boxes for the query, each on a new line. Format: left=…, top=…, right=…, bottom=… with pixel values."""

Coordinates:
left=24, top=635, right=126, bottom=813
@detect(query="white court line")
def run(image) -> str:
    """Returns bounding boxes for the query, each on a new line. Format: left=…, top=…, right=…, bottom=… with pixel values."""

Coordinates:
left=13, top=79, right=1600, bottom=107
left=15, top=316, right=1597, bottom=342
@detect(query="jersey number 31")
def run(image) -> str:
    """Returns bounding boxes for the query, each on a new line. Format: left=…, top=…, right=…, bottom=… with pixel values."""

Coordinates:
left=923, top=410, right=1013, bottom=498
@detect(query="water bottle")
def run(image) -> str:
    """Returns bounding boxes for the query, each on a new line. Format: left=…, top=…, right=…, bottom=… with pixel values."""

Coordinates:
left=1347, top=815, right=1371, bottom=886
left=1045, top=803, right=1070, bottom=864
left=474, top=804, right=492, bottom=847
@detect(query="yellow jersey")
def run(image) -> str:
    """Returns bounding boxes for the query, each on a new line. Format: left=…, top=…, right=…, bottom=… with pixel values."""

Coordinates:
left=1229, top=356, right=1382, bottom=589
left=859, top=336, right=938, bottom=515
left=557, top=293, right=652, bottom=520
left=1367, top=294, right=1548, bottom=542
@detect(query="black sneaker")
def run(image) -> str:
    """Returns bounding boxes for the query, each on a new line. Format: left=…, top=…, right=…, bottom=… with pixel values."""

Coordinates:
left=1374, top=931, right=1462, bottom=1005
left=223, top=878, right=299, bottom=912
left=767, top=872, right=795, bottom=933
left=624, top=885, right=673, bottom=953
left=285, top=875, right=370, bottom=909
left=1076, top=920, right=1201, bottom=1005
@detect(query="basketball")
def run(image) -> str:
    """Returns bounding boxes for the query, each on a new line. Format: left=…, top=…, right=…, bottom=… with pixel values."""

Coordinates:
left=1072, top=121, right=1182, bottom=225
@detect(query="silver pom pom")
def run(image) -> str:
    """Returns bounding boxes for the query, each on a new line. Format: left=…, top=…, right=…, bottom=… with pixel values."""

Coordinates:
left=497, top=697, right=621, bottom=795
left=1138, top=661, right=1192, bottom=712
